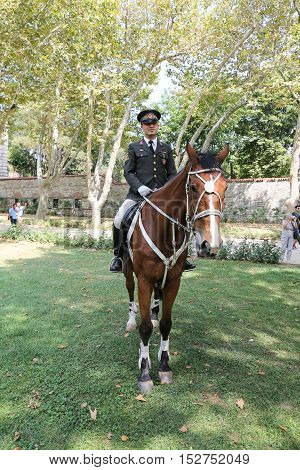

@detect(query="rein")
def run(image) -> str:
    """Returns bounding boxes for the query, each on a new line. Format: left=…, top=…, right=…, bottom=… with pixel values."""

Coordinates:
left=127, top=166, right=224, bottom=288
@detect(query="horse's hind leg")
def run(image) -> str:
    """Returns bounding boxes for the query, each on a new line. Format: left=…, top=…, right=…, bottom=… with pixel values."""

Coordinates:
left=151, top=286, right=160, bottom=328
left=125, top=269, right=137, bottom=332
left=137, top=276, right=154, bottom=394
left=158, top=277, right=181, bottom=385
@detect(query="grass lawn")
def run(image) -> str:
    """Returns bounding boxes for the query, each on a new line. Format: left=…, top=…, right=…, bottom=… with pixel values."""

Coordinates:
left=0, top=241, right=299, bottom=450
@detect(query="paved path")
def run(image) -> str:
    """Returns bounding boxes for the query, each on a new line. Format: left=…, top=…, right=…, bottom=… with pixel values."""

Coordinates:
left=1, top=223, right=299, bottom=266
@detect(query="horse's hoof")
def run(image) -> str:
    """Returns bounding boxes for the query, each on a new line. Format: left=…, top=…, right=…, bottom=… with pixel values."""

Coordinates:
left=158, top=371, right=173, bottom=384
left=151, top=319, right=159, bottom=328
left=138, top=380, right=154, bottom=394
left=126, top=321, right=137, bottom=332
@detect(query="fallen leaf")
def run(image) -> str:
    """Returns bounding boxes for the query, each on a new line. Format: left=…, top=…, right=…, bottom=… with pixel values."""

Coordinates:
left=28, top=400, right=40, bottom=409
left=212, top=288, right=219, bottom=291
left=33, top=390, right=40, bottom=399
left=89, top=408, right=97, bottom=421
left=48, top=390, right=54, bottom=395
left=236, top=398, right=245, bottom=410
left=80, top=402, right=88, bottom=409
left=203, top=393, right=222, bottom=405
left=135, top=394, right=147, bottom=402
left=180, top=425, right=188, bottom=433
left=57, top=344, right=68, bottom=349
left=249, top=339, right=254, bottom=342
left=185, top=365, right=192, bottom=369
left=14, top=432, right=20, bottom=442
left=107, top=432, right=113, bottom=440
left=258, top=370, right=265, bottom=376
left=75, top=324, right=81, bottom=328
left=14, top=447, right=21, bottom=450
left=121, top=435, right=129, bottom=442
left=5, top=372, right=12, bottom=377
left=124, top=332, right=129, bottom=337
left=279, top=425, right=287, bottom=432
left=32, top=358, right=39, bottom=364
left=115, top=383, right=121, bottom=388
left=171, top=351, right=180, bottom=356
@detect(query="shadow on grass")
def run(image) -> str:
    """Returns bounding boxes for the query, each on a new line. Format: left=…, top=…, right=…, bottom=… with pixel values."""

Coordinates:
left=0, top=244, right=299, bottom=450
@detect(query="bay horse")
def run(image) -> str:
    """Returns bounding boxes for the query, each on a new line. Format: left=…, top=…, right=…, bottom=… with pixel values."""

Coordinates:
left=123, top=143, right=229, bottom=393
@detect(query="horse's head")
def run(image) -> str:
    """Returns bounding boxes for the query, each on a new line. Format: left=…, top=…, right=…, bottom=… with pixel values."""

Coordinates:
left=186, top=142, right=229, bottom=257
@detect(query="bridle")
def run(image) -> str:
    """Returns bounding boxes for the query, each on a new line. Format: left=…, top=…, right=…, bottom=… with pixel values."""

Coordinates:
left=186, top=167, right=224, bottom=230
left=127, top=165, right=225, bottom=288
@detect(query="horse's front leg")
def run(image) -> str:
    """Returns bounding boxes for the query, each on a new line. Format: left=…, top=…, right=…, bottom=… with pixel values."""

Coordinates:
left=137, top=276, right=154, bottom=394
left=151, top=286, right=160, bottom=328
left=125, top=269, right=137, bottom=332
left=158, top=277, right=181, bottom=385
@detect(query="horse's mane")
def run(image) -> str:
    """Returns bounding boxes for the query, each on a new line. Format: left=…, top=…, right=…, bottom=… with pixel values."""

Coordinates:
left=198, top=152, right=222, bottom=170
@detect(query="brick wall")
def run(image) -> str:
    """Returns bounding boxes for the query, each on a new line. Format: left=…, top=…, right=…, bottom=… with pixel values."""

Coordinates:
left=0, top=174, right=298, bottom=221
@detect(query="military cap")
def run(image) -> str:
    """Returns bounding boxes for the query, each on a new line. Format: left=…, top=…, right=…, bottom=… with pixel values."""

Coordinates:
left=137, top=109, right=161, bottom=123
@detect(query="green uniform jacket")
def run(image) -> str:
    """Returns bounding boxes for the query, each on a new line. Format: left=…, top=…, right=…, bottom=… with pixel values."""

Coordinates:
left=124, top=138, right=177, bottom=201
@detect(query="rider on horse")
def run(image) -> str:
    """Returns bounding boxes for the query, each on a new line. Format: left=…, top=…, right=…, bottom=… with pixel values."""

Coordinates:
left=109, top=109, right=196, bottom=273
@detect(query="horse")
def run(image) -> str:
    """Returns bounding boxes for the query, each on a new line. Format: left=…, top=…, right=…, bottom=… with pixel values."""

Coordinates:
left=122, top=142, right=229, bottom=393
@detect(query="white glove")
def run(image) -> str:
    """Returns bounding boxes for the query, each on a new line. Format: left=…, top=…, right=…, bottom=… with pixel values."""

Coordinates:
left=138, top=185, right=152, bottom=197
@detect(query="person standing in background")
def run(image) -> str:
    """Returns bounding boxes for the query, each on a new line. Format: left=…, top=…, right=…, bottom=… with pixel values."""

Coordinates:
left=280, top=213, right=297, bottom=262
left=8, top=203, right=18, bottom=225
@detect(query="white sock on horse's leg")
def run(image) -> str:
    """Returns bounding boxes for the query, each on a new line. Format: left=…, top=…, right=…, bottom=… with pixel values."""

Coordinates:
left=158, top=336, right=170, bottom=361
left=138, top=341, right=151, bottom=369
left=126, top=301, right=138, bottom=332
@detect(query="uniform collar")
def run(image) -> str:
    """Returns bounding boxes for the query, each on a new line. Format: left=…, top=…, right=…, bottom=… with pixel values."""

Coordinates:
left=144, top=136, right=158, bottom=148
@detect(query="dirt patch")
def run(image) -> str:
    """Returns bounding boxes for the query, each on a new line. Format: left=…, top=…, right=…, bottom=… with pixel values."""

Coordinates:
left=0, top=241, right=56, bottom=266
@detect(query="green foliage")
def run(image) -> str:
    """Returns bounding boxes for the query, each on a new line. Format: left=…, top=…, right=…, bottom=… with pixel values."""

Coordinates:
left=217, top=239, right=280, bottom=264
left=0, top=226, right=112, bottom=250
left=228, top=94, right=297, bottom=178
left=8, top=144, right=37, bottom=176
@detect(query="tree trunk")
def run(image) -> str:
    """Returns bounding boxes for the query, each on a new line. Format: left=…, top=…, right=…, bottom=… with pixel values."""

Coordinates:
left=36, top=180, right=51, bottom=219
left=89, top=196, right=102, bottom=238
left=201, top=98, right=247, bottom=152
left=178, top=98, right=221, bottom=168
left=286, top=103, right=300, bottom=209
left=174, top=27, right=255, bottom=162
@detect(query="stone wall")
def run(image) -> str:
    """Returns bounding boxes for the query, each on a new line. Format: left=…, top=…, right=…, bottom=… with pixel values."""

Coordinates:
left=0, top=174, right=298, bottom=221
left=224, top=177, right=297, bottom=222
left=0, top=175, right=128, bottom=217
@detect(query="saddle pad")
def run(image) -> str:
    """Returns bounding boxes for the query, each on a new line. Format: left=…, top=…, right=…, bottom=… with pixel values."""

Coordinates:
left=120, top=203, right=140, bottom=231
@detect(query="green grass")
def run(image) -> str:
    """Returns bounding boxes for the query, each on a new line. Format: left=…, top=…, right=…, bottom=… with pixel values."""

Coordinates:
left=221, top=222, right=281, bottom=240
left=0, top=242, right=299, bottom=450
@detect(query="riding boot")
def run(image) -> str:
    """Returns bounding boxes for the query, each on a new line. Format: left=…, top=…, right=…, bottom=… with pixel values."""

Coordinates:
left=109, top=226, right=123, bottom=273
left=183, top=258, right=196, bottom=272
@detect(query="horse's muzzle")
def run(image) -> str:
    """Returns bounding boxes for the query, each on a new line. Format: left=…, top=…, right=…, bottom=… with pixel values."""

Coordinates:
left=197, top=241, right=222, bottom=258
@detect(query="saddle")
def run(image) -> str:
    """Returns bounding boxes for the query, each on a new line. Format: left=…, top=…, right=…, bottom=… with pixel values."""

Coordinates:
left=120, top=202, right=141, bottom=254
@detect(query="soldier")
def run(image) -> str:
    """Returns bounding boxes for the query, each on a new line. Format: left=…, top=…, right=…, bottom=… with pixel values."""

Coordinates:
left=109, top=109, right=196, bottom=273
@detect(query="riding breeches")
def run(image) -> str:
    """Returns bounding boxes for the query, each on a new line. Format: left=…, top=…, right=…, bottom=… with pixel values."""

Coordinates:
left=114, top=199, right=137, bottom=229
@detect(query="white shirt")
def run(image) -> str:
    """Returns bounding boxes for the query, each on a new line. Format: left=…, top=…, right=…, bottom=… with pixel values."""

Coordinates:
left=144, top=137, right=158, bottom=152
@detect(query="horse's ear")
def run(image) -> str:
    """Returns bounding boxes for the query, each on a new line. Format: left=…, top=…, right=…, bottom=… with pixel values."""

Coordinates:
left=186, top=142, right=198, bottom=166
left=217, top=143, right=229, bottom=163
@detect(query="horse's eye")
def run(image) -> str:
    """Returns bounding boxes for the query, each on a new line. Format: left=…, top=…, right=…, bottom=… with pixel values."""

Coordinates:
left=191, top=184, right=197, bottom=193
